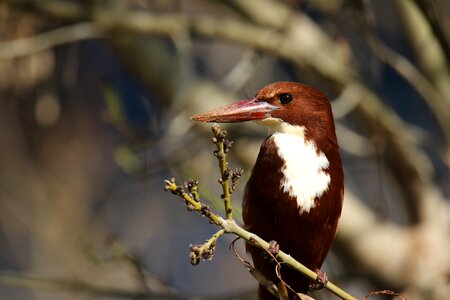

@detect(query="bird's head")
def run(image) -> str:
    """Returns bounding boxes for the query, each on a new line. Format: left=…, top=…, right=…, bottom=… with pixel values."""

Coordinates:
left=190, top=82, right=336, bottom=142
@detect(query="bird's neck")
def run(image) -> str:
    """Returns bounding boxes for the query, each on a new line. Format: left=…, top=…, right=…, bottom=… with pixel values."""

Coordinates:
left=257, top=117, right=306, bottom=136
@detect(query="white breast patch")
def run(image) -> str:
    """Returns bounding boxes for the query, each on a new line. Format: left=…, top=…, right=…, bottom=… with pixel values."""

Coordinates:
left=272, top=131, right=331, bottom=214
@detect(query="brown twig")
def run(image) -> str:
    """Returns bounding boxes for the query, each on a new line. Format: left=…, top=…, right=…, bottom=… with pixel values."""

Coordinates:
left=229, top=238, right=279, bottom=298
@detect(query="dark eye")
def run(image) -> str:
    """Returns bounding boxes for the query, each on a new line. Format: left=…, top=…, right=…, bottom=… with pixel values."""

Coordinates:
left=279, top=93, right=293, bottom=104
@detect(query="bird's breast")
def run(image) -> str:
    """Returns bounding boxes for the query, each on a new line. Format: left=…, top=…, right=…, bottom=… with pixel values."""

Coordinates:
left=271, top=132, right=331, bottom=214
left=242, top=130, right=343, bottom=289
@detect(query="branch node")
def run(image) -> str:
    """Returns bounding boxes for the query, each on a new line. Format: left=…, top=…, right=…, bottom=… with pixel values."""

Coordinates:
left=223, top=139, right=233, bottom=153
left=186, top=203, right=196, bottom=211
left=200, top=204, right=213, bottom=220
left=230, top=167, right=244, bottom=192
left=189, top=244, right=201, bottom=266
left=309, top=269, right=328, bottom=291
left=185, top=179, right=200, bottom=202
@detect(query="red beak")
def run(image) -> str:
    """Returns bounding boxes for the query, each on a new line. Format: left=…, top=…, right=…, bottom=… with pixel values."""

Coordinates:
left=190, top=97, right=278, bottom=123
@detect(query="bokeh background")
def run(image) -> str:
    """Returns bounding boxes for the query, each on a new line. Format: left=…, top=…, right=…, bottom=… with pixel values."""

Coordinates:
left=0, top=1, right=449, bottom=299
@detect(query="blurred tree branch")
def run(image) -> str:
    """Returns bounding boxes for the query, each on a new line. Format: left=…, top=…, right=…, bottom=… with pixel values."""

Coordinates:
left=0, top=22, right=101, bottom=59
left=0, top=271, right=180, bottom=299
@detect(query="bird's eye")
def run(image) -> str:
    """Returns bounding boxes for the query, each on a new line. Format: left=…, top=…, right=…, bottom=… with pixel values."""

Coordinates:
left=279, top=93, right=293, bottom=104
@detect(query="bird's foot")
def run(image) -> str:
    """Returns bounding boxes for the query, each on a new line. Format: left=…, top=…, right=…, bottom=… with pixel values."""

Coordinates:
left=268, top=240, right=280, bottom=256
left=308, top=269, right=328, bottom=291
left=263, top=240, right=280, bottom=262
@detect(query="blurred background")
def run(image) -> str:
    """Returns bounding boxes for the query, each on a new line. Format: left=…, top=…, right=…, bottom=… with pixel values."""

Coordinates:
left=0, top=0, right=449, bottom=299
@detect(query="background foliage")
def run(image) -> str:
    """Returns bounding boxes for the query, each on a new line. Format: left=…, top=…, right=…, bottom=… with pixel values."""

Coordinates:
left=0, top=0, right=449, bottom=299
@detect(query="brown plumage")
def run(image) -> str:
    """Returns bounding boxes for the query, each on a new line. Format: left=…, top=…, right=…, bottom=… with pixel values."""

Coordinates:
left=191, top=82, right=344, bottom=299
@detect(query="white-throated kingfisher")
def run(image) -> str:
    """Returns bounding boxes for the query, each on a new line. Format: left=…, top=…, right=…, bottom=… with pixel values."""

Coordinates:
left=191, top=82, right=344, bottom=299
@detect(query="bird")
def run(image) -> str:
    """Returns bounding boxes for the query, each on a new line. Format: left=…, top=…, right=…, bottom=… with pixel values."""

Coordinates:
left=190, top=82, right=344, bottom=299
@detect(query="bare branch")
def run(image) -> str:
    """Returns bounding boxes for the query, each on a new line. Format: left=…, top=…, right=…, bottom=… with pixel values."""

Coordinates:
left=0, top=22, right=101, bottom=59
left=0, top=271, right=183, bottom=299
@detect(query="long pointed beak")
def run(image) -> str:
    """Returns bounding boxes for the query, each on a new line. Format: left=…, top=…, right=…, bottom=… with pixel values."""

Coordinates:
left=190, top=97, right=278, bottom=123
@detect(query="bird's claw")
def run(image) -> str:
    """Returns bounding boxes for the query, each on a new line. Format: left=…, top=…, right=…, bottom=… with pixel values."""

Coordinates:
left=268, top=240, right=280, bottom=256
left=308, top=269, right=328, bottom=291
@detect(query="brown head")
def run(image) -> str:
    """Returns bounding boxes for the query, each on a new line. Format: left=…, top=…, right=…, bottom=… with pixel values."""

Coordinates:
left=190, top=81, right=338, bottom=153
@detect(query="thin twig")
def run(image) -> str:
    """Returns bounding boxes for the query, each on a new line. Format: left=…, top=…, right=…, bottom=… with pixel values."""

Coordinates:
left=189, top=229, right=225, bottom=265
left=164, top=178, right=222, bottom=225
left=211, top=124, right=234, bottom=220
left=230, top=238, right=279, bottom=298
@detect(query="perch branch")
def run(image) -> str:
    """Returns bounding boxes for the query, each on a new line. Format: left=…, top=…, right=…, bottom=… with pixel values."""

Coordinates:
left=165, top=178, right=356, bottom=300
left=164, top=125, right=357, bottom=300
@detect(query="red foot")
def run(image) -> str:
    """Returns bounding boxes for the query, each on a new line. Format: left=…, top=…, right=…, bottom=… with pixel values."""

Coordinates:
left=309, top=269, right=328, bottom=291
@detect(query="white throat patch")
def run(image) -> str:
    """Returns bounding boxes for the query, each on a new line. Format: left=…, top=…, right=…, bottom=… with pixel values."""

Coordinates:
left=261, top=119, right=331, bottom=214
